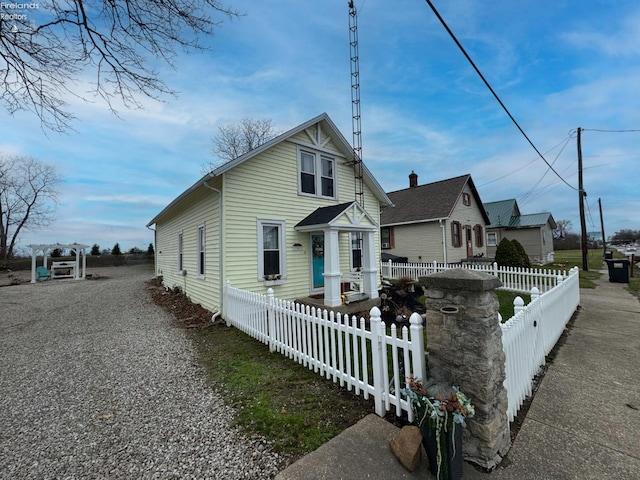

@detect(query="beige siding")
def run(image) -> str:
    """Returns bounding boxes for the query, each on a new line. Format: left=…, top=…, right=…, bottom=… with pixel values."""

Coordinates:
left=384, top=183, right=487, bottom=263
left=486, top=222, right=555, bottom=264
left=385, top=222, right=445, bottom=263
left=445, top=185, right=488, bottom=262
left=155, top=179, right=222, bottom=311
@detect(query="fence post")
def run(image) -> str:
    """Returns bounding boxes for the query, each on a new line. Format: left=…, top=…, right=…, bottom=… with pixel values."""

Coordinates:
left=225, top=280, right=232, bottom=326
left=409, top=312, right=426, bottom=385
left=530, top=286, right=540, bottom=302
left=267, top=288, right=276, bottom=353
left=369, top=306, right=385, bottom=416
left=513, top=296, right=525, bottom=315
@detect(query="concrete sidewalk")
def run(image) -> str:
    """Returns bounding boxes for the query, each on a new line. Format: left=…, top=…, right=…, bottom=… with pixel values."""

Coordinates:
left=276, top=268, right=640, bottom=480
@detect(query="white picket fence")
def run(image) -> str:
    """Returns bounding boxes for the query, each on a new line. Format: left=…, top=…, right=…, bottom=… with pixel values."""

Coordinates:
left=382, top=260, right=567, bottom=293
left=224, top=281, right=427, bottom=420
left=224, top=263, right=580, bottom=425
left=500, top=266, right=581, bottom=421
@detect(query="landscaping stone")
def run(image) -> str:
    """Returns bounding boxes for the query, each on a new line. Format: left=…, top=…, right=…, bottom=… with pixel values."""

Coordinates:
left=389, top=425, right=423, bottom=472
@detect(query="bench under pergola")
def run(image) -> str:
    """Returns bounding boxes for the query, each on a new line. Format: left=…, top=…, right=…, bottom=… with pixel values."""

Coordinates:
left=28, top=243, right=90, bottom=283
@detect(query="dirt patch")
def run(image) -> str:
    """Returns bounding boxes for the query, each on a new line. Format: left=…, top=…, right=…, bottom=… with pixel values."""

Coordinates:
left=147, top=276, right=213, bottom=328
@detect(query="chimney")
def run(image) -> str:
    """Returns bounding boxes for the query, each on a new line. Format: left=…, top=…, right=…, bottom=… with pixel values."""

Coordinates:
left=409, top=171, right=418, bottom=188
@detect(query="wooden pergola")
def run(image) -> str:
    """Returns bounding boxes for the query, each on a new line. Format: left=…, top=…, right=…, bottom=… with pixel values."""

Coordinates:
left=28, top=243, right=90, bottom=283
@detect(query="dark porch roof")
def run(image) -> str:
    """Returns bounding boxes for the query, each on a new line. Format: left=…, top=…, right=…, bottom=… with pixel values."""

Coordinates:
left=296, top=202, right=354, bottom=228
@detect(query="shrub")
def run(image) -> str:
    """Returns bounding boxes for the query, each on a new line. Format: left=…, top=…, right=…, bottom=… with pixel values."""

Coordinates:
left=495, top=238, right=521, bottom=267
left=511, top=239, right=531, bottom=268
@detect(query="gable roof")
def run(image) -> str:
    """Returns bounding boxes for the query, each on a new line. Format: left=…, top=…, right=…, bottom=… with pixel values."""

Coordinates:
left=147, top=113, right=392, bottom=226
left=483, top=199, right=520, bottom=227
left=295, top=201, right=378, bottom=231
left=380, top=174, right=489, bottom=226
left=484, top=199, right=556, bottom=229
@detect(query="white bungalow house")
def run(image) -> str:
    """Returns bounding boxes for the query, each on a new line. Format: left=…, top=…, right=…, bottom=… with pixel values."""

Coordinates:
left=380, top=172, right=490, bottom=263
left=147, top=113, right=392, bottom=315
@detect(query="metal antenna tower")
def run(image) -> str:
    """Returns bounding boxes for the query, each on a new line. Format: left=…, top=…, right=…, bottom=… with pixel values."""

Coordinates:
left=348, top=1, right=364, bottom=206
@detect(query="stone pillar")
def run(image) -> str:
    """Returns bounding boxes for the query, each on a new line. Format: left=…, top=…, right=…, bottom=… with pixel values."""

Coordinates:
left=419, top=269, right=510, bottom=471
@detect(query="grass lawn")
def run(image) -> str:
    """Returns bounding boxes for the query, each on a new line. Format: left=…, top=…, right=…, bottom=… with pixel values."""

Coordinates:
left=546, top=248, right=604, bottom=288
left=190, top=325, right=374, bottom=459
left=188, top=285, right=540, bottom=460
left=496, top=290, right=531, bottom=321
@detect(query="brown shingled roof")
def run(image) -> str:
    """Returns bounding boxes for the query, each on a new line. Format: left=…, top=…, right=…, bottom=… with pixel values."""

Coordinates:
left=381, top=174, right=489, bottom=226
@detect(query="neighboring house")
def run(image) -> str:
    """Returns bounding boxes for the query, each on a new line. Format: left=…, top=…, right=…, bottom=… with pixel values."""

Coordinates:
left=147, top=113, right=392, bottom=312
left=484, top=199, right=556, bottom=264
left=380, top=172, right=490, bottom=264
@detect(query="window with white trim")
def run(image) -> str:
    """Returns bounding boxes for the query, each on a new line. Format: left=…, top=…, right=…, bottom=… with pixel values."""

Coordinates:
left=487, top=232, right=497, bottom=247
left=258, top=220, right=286, bottom=280
left=298, top=149, right=335, bottom=199
left=177, top=231, right=183, bottom=271
left=350, top=232, right=362, bottom=269
left=196, top=224, right=205, bottom=277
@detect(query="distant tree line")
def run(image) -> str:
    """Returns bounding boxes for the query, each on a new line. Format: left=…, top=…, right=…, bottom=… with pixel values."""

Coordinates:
left=89, top=243, right=154, bottom=256
left=553, top=219, right=639, bottom=250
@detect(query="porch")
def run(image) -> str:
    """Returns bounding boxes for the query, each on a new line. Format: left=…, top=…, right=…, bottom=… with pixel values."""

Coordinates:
left=295, top=202, right=380, bottom=308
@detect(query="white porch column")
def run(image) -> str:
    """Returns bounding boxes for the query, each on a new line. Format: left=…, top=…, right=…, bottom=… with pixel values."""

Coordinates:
left=361, top=230, right=379, bottom=299
left=30, top=247, right=37, bottom=283
left=323, top=229, right=342, bottom=307
left=82, top=249, right=87, bottom=279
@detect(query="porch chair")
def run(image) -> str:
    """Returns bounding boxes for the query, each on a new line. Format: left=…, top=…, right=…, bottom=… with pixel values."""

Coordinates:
left=37, top=266, right=51, bottom=281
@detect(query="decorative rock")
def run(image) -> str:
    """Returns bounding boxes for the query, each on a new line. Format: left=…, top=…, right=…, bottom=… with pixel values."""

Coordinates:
left=389, top=425, right=422, bottom=472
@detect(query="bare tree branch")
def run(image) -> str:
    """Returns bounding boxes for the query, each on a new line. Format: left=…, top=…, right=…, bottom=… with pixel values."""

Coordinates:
left=0, top=1, right=240, bottom=131
left=205, top=118, right=281, bottom=172
left=0, top=155, right=61, bottom=259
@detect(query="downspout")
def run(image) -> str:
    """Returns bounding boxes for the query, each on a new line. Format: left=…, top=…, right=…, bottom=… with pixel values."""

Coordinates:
left=440, top=219, right=447, bottom=264
left=203, top=176, right=223, bottom=321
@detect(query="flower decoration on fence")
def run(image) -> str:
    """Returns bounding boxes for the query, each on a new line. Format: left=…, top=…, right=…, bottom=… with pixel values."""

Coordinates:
left=402, top=376, right=475, bottom=480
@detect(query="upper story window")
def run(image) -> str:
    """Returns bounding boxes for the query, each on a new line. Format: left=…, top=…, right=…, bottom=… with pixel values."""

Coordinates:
left=299, top=149, right=336, bottom=199
left=462, top=193, right=471, bottom=206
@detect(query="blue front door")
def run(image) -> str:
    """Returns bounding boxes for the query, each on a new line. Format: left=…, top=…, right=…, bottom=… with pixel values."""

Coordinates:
left=311, top=234, right=324, bottom=289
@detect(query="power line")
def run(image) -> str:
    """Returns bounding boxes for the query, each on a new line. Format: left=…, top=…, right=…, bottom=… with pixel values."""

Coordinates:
left=519, top=134, right=573, bottom=204
left=479, top=133, right=574, bottom=187
left=423, top=0, right=578, bottom=191
left=582, top=128, right=640, bottom=133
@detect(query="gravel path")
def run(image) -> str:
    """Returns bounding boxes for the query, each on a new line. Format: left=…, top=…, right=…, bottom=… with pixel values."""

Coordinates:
left=0, top=266, right=285, bottom=479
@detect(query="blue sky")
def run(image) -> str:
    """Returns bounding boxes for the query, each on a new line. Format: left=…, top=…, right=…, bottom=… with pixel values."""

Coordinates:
left=4, top=0, right=640, bottom=253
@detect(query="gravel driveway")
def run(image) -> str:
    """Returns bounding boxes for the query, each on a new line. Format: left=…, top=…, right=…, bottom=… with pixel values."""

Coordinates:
left=0, top=266, right=284, bottom=479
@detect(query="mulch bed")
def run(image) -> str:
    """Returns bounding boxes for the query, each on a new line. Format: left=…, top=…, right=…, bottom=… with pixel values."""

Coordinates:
left=147, top=277, right=213, bottom=328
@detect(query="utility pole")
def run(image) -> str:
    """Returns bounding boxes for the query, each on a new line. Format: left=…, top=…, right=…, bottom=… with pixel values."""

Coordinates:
left=599, top=197, right=606, bottom=257
left=577, top=127, right=589, bottom=271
